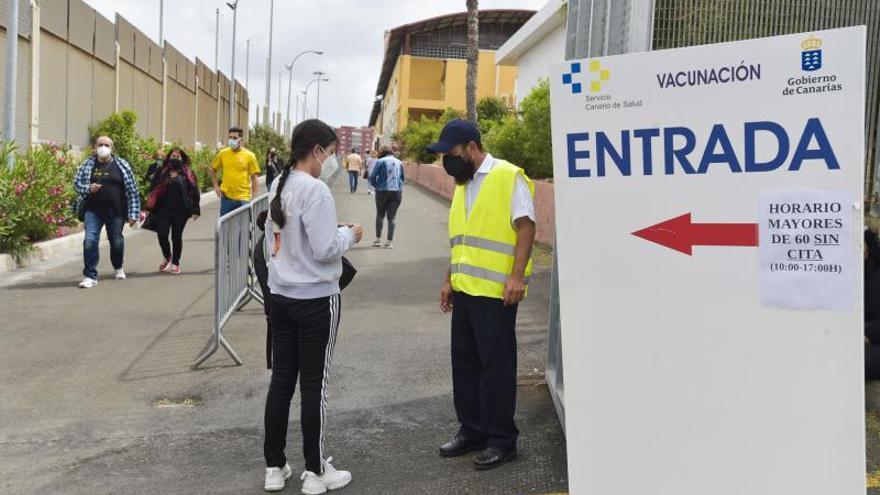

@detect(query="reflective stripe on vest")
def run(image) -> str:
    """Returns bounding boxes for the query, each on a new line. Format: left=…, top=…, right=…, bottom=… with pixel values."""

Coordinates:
left=449, top=235, right=516, bottom=256
left=451, top=263, right=531, bottom=285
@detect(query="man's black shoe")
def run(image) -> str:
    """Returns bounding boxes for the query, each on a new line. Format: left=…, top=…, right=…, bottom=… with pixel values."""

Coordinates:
left=439, top=434, right=486, bottom=457
left=473, top=446, right=517, bottom=470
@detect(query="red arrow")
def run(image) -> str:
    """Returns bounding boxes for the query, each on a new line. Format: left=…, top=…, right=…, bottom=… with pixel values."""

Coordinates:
left=631, top=213, right=758, bottom=255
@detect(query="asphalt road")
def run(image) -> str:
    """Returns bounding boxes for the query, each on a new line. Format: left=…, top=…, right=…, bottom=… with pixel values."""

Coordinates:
left=0, top=177, right=568, bottom=494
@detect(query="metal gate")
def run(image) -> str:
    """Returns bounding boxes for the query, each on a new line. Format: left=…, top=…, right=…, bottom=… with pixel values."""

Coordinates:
left=192, top=194, right=269, bottom=369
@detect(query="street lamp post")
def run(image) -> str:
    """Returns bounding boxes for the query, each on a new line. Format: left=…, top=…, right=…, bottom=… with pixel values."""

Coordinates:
left=302, top=77, right=328, bottom=121
left=4, top=0, right=19, bottom=170
left=159, top=0, right=166, bottom=144
left=264, top=0, right=274, bottom=125
left=214, top=8, right=220, bottom=145
left=284, top=50, right=323, bottom=129
left=245, top=38, right=250, bottom=91
left=277, top=71, right=283, bottom=132
left=227, top=1, right=239, bottom=130
left=313, top=71, right=326, bottom=119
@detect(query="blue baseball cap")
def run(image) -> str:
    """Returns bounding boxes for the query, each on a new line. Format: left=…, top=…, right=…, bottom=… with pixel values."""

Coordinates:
left=427, top=119, right=482, bottom=153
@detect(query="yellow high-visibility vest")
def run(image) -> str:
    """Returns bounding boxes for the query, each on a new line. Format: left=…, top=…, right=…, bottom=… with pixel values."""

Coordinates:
left=449, top=160, right=535, bottom=299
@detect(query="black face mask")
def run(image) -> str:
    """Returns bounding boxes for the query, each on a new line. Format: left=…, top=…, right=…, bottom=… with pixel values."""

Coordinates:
left=169, top=159, right=183, bottom=171
left=442, top=154, right=476, bottom=185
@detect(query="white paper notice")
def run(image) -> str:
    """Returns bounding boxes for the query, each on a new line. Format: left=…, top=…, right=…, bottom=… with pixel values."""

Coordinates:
left=760, top=189, right=854, bottom=310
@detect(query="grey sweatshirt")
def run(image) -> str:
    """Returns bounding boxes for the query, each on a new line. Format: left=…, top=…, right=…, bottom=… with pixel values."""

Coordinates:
left=267, top=170, right=357, bottom=299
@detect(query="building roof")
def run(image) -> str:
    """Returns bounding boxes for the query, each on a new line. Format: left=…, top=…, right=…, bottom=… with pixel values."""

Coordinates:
left=496, top=0, right=567, bottom=66
left=369, top=9, right=536, bottom=127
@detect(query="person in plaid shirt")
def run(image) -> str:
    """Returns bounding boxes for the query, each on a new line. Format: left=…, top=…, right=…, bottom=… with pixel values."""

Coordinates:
left=72, top=135, right=141, bottom=288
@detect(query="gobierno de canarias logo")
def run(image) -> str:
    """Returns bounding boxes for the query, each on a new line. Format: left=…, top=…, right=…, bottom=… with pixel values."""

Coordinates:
left=801, top=35, right=822, bottom=72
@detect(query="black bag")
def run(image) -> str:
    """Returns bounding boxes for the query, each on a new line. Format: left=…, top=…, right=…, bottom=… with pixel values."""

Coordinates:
left=141, top=213, right=158, bottom=232
left=340, top=256, right=357, bottom=290
left=76, top=199, right=87, bottom=222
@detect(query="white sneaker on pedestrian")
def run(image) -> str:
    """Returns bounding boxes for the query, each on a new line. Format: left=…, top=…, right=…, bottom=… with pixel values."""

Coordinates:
left=300, top=471, right=325, bottom=495
left=114, top=269, right=126, bottom=280
left=320, top=457, right=352, bottom=491
left=78, top=277, right=98, bottom=289
left=264, top=463, right=293, bottom=492
left=372, top=239, right=382, bottom=248
left=383, top=242, right=393, bottom=249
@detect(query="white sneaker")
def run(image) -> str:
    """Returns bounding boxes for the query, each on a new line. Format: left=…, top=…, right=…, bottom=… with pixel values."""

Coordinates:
left=300, top=471, right=325, bottom=495
left=78, top=277, right=98, bottom=289
left=372, top=239, right=382, bottom=248
left=300, top=457, right=352, bottom=494
left=383, top=242, right=393, bottom=249
left=264, top=463, right=293, bottom=492
left=114, top=269, right=126, bottom=280
left=320, top=457, right=352, bottom=491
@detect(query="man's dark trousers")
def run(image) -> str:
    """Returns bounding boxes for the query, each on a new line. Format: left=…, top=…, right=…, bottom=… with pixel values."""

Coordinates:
left=451, top=291, right=519, bottom=450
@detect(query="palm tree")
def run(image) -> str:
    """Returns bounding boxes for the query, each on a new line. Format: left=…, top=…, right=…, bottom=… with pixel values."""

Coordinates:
left=466, top=0, right=479, bottom=123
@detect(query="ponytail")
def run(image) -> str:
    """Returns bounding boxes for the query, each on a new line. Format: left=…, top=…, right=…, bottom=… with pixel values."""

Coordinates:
left=269, top=119, right=338, bottom=230
left=270, top=165, right=292, bottom=228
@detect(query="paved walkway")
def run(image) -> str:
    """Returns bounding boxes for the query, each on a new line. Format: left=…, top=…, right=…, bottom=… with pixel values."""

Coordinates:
left=0, top=178, right=568, bottom=494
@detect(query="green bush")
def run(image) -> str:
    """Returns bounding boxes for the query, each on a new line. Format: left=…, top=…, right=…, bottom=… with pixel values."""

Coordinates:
left=483, top=115, right=527, bottom=167
left=439, top=107, right=465, bottom=124
left=248, top=123, right=289, bottom=172
left=0, top=142, right=78, bottom=260
left=400, top=116, right=443, bottom=164
left=398, top=107, right=469, bottom=163
left=477, top=96, right=510, bottom=131
left=519, top=79, right=553, bottom=178
left=188, top=147, right=216, bottom=193
left=0, top=110, right=229, bottom=261
left=88, top=111, right=161, bottom=199
left=483, top=80, right=553, bottom=179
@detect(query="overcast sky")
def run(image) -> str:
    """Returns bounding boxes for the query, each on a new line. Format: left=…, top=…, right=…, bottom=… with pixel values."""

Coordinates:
left=84, top=0, right=546, bottom=130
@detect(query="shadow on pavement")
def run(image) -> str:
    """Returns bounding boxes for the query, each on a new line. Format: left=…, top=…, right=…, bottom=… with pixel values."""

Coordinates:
left=31, top=386, right=568, bottom=495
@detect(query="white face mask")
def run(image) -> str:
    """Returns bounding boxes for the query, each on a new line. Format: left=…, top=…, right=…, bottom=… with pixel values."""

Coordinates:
left=96, top=145, right=112, bottom=160
left=317, top=147, right=341, bottom=185
left=228, top=138, right=240, bottom=150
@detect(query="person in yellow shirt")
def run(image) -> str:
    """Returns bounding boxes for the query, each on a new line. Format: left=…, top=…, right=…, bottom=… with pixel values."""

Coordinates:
left=210, top=126, right=261, bottom=215
left=344, top=148, right=363, bottom=194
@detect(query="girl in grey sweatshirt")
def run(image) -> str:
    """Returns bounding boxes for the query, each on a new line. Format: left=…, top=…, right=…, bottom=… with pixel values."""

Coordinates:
left=262, top=120, right=363, bottom=494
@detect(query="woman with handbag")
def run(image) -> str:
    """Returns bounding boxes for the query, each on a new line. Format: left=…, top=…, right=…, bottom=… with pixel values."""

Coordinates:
left=263, top=119, right=363, bottom=493
left=143, top=147, right=200, bottom=275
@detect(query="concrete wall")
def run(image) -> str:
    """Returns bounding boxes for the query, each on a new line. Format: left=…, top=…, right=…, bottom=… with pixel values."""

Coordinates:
left=0, top=30, right=31, bottom=145
left=404, top=162, right=556, bottom=245
left=0, top=0, right=249, bottom=151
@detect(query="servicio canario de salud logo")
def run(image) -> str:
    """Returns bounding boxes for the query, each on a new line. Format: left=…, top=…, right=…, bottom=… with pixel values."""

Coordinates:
left=562, top=60, right=610, bottom=94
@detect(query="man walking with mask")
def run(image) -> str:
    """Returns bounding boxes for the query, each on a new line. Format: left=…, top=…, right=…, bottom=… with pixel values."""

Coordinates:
left=72, top=135, right=142, bottom=288
left=428, top=119, right=536, bottom=470
left=210, top=126, right=260, bottom=215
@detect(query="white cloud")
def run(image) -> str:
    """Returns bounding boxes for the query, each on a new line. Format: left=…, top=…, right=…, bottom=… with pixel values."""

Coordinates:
left=83, top=0, right=547, bottom=130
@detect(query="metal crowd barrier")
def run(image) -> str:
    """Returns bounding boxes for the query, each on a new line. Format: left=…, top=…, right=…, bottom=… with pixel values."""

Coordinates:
left=191, top=194, right=270, bottom=369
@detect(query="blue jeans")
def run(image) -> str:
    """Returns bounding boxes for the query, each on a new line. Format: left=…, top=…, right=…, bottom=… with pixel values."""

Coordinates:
left=83, top=210, right=125, bottom=279
left=348, top=171, right=359, bottom=192
left=220, top=197, right=248, bottom=216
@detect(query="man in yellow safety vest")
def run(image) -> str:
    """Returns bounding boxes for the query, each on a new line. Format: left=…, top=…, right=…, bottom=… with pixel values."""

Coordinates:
left=428, top=119, right=536, bottom=471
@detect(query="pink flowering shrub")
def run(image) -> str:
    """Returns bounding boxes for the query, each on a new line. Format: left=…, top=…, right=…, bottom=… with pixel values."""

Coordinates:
left=0, top=142, right=77, bottom=260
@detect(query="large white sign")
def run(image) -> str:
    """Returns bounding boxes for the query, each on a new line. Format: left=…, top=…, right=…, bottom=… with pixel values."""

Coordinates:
left=550, top=28, right=865, bottom=495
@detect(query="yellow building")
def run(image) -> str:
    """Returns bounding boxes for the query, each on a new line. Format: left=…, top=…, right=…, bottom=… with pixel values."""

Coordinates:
left=369, top=10, right=535, bottom=146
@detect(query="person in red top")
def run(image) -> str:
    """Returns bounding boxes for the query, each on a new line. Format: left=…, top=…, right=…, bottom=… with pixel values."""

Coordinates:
left=144, top=147, right=201, bottom=275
